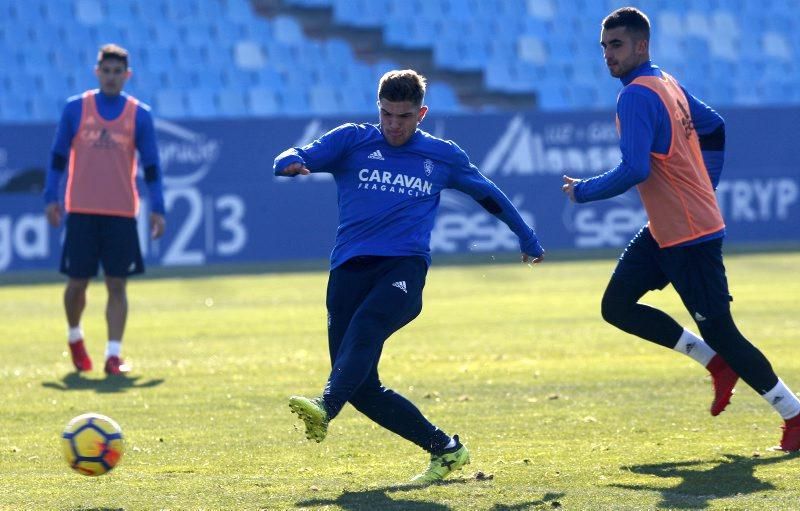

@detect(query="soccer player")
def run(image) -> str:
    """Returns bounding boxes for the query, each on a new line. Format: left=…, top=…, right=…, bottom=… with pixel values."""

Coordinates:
left=275, top=70, right=545, bottom=483
left=44, top=44, right=166, bottom=375
left=562, top=8, right=800, bottom=451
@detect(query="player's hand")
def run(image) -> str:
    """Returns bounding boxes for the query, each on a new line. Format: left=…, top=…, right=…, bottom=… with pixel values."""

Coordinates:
left=562, top=175, right=579, bottom=202
left=45, top=202, right=62, bottom=227
left=279, top=162, right=310, bottom=176
left=149, top=213, right=166, bottom=240
left=522, top=252, right=544, bottom=265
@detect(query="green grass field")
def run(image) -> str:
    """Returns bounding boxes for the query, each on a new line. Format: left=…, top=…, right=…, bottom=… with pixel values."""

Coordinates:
left=1, top=252, right=799, bottom=510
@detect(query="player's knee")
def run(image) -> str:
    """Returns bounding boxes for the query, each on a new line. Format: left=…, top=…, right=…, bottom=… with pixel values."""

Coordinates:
left=601, top=293, right=629, bottom=327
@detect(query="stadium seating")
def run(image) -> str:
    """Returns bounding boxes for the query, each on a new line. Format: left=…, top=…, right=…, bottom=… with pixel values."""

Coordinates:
left=0, top=0, right=798, bottom=122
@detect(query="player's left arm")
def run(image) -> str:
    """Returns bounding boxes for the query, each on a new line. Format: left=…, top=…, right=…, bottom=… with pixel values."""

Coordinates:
left=681, top=86, right=725, bottom=189
left=135, top=104, right=166, bottom=239
left=568, top=86, right=659, bottom=203
left=447, top=143, right=544, bottom=263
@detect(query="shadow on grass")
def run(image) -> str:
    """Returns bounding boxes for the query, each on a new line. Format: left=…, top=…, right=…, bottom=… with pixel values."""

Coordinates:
left=296, top=478, right=564, bottom=511
left=611, top=452, right=800, bottom=509
left=42, top=372, right=164, bottom=394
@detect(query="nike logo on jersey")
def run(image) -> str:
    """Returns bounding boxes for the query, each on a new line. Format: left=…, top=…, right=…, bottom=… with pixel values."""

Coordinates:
left=392, top=281, right=407, bottom=293
left=368, top=150, right=384, bottom=160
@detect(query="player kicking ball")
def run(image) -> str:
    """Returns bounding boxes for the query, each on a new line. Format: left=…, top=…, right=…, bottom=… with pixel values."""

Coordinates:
left=275, top=70, right=544, bottom=483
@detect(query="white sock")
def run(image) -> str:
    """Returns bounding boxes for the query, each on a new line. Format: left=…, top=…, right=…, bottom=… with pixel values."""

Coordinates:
left=105, top=340, right=122, bottom=359
left=443, top=437, right=456, bottom=450
left=68, top=326, right=83, bottom=344
left=672, top=328, right=715, bottom=367
left=762, top=379, right=800, bottom=419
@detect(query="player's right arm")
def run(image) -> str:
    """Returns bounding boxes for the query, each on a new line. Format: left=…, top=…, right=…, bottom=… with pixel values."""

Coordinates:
left=570, top=86, right=660, bottom=203
left=44, top=97, right=81, bottom=227
left=273, top=123, right=360, bottom=177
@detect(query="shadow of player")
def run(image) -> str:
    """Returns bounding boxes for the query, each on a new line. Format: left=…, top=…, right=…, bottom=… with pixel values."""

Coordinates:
left=42, top=371, right=164, bottom=394
left=611, top=452, right=800, bottom=509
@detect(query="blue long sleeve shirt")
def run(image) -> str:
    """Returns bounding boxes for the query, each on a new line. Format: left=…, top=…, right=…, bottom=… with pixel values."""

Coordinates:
left=273, top=123, right=543, bottom=269
left=573, top=61, right=726, bottom=244
left=44, top=90, right=165, bottom=214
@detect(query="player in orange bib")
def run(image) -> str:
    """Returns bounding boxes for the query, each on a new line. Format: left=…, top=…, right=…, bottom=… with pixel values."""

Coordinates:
left=44, top=44, right=165, bottom=376
left=562, top=7, right=800, bottom=451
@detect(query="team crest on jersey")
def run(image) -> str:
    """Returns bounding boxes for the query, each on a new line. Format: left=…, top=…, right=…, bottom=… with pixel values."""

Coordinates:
left=423, top=159, right=434, bottom=176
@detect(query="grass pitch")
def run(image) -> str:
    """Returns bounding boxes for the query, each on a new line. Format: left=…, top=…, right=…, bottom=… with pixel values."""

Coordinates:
left=1, top=252, right=799, bottom=510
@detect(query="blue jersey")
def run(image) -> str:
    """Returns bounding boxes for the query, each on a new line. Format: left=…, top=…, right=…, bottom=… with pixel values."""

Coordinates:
left=274, top=123, right=542, bottom=269
left=44, top=90, right=165, bottom=214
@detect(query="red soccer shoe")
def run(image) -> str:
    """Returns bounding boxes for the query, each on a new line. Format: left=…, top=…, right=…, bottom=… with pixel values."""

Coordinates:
left=104, top=356, right=131, bottom=375
left=68, top=340, right=93, bottom=372
left=707, top=354, right=739, bottom=416
left=779, top=414, right=800, bottom=452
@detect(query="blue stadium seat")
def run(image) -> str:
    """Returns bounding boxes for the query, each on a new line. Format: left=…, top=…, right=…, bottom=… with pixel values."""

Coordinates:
left=155, top=90, right=187, bottom=118
left=193, top=69, right=225, bottom=90
left=180, top=22, right=215, bottom=47
left=8, top=0, right=45, bottom=22
left=164, top=71, right=194, bottom=91
left=202, top=44, right=234, bottom=69
left=224, top=0, right=254, bottom=23
left=133, top=0, right=166, bottom=20
left=75, top=0, right=105, bottom=25
left=425, top=82, right=461, bottom=112
left=142, top=46, right=175, bottom=74
left=272, top=15, right=304, bottom=45
left=0, top=96, right=30, bottom=122
left=164, top=0, right=195, bottom=20
left=150, top=21, right=183, bottom=47
left=309, top=85, right=341, bottom=115
left=277, top=89, right=309, bottom=115
left=28, top=96, right=60, bottom=121
left=186, top=89, right=218, bottom=118
left=42, top=1, right=73, bottom=22
left=217, top=88, right=248, bottom=117
left=247, top=88, right=279, bottom=116
left=234, top=41, right=266, bottom=70
left=339, top=89, right=374, bottom=114
left=176, top=46, right=205, bottom=70
left=332, top=0, right=386, bottom=28
left=104, top=0, right=135, bottom=20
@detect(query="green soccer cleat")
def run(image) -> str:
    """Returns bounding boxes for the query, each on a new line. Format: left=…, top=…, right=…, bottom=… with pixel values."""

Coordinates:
left=410, top=435, right=470, bottom=485
left=289, top=396, right=329, bottom=443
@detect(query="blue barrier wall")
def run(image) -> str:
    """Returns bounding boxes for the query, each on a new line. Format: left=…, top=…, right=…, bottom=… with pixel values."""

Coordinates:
left=1, top=107, right=798, bottom=272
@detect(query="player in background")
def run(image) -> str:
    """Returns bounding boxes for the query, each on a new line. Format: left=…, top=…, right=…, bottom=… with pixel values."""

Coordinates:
left=44, top=44, right=166, bottom=375
left=275, top=70, right=545, bottom=484
left=562, top=8, right=800, bottom=451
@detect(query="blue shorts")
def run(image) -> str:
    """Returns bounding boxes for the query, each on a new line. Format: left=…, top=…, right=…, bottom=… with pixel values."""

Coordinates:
left=60, top=213, right=144, bottom=279
left=611, top=226, right=732, bottom=321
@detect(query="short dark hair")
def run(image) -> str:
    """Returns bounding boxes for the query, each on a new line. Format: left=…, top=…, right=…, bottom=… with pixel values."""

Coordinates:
left=378, top=69, right=426, bottom=106
left=602, top=7, right=650, bottom=41
left=96, top=44, right=129, bottom=68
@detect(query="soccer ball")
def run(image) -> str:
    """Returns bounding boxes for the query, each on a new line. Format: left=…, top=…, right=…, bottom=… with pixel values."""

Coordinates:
left=61, top=413, right=124, bottom=476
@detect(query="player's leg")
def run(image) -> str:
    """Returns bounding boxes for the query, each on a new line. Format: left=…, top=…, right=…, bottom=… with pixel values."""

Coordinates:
left=337, top=256, right=469, bottom=482
left=668, top=238, right=800, bottom=449
left=290, top=256, right=378, bottom=441
left=322, top=256, right=428, bottom=419
left=349, top=359, right=470, bottom=484
left=602, top=227, right=735, bottom=415
left=60, top=213, right=101, bottom=372
left=99, top=215, right=143, bottom=375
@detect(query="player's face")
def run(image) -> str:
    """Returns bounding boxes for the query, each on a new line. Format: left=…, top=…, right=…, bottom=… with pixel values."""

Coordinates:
left=600, top=27, right=648, bottom=78
left=95, top=59, right=131, bottom=96
left=378, top=98, right=428, bottom=147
